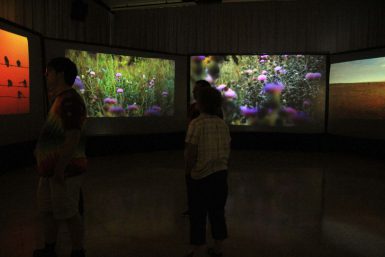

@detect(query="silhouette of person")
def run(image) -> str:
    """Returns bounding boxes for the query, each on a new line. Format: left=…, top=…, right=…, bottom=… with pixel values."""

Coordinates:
left=184, top=86, right=231, bottom=257
left=34, top=57, right=87, bottom=257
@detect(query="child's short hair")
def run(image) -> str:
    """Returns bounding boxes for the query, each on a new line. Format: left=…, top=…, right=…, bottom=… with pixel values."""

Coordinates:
left=196, top=87, right=222, bottom=115
left=47, top=57, right=78, bottom=86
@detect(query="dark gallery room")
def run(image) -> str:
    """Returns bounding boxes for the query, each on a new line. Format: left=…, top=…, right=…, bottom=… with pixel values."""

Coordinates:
left=1, top=0, right=385, bottom=257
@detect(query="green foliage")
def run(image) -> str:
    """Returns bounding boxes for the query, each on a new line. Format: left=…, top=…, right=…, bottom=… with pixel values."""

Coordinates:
left=66, top=50, right=175, bottom=117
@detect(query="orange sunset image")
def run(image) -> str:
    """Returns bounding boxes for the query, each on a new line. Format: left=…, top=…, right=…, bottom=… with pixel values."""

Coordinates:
left=0, top=28, right=29, bottom=115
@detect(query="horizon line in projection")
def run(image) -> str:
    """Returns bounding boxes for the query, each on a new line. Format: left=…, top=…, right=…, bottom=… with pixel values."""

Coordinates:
left=0, top=28, right=30, bottom=115
left=330, top=57, right=385, bottom=84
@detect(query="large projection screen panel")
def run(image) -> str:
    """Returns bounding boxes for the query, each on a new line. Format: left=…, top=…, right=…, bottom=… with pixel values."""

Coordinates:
left=0, top=20, right=45, bottom=146
left=44, top=39, right=187, bottom=136
left=190, top=54, right=327, bottom=133
left=329, top=48, right=385, bottom=139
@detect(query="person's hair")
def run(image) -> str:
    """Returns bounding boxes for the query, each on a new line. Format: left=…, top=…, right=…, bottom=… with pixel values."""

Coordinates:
left=47, top=57, right=78, bottom=86
left=193, top=80, right=211, bottom=100
left=196, top=86, right=222, bottom=115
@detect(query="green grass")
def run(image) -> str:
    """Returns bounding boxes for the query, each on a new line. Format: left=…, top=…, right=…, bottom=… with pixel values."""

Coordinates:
left=66, top=50, right=175, bottom=117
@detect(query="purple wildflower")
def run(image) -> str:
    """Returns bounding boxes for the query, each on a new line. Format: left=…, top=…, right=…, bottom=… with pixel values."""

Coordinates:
left=305, top=72, right=322, bottom=80
left=89, top=71, right=95, bottom=77
left=216, top=84, right=227, bottom=91
left=115, top=72, right=122, bottom=79
left=261, top=70, right=268, bottom=75
left=274, top=66, right=282, bottom=73
left=205, top=74, right=214, bottom=84
left=117, top=88, right=124, bottom=93
left=257, top=74, right=267, bottom=82
left=293, top=111, right=309, bottom=123
left=73, top=76, right=84, bottom=90
left=108, top=106, right=125, bottom=114
left=162, top=91, right=168, bottom=97
left=192, top=56, right=205, bottom=61
left=259, top=59, right=266, bottom=64
left=303, top=100, right=311, bottom=108
left=282, top=107, right=297, bottom=117
left=263, top=82, right=285, bottom=94
left=145, top=105, right=162, bottom=116
left=224, top=88, right=237, bottom=99
left=240, top=106, right=258, bottom=117
left=103, top=97, right=118, bottom=104
left=127, top=104, right=139, bottom=111
left=260, top=54, right=269, bottom=59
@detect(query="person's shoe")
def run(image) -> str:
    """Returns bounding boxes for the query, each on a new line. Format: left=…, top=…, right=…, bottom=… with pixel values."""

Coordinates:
left=71, top=249, right=86, bottom=257
left=32, top=248, right=57, bottom=257
left=207, top=248, right=223, bottom=257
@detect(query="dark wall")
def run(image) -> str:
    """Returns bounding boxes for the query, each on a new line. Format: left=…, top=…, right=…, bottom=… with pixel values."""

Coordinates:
left=113, top=0, right=385, bottom=54
left=0, top=0, right=112, bottom=44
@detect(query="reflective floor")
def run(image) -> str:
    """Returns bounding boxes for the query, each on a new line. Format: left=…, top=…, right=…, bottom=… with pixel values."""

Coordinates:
left=1, top=150, right=384, bottom=257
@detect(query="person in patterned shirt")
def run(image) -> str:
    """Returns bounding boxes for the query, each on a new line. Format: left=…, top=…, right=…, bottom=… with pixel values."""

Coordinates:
left=33, top=57, right=87, bottom=257
left=184, top=86, right=231, bottom=257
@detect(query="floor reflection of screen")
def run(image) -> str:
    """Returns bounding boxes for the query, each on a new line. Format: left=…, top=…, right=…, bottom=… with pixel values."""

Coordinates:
left=0, top=29, right=30, bottom=115
left=66, top=49, right=175, bottom=118
left=190, top=55, right=326, bottom=131
left=329, top=56, right=385, bottom=139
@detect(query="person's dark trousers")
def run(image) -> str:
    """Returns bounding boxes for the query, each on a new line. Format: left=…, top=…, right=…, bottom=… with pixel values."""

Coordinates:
left=185, top=174, right=193, bottom=212
left=189, top=170, right=228, bottom=245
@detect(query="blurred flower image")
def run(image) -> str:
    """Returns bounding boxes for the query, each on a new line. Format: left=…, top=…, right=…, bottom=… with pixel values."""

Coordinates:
left=73, top=76, right=84, bottom=90
left=145, top=105, right=162, bottom=116
left=305, top=72, right=322, bottom=80
left=224, top=88, right=237, bottom=99
left=103, top=97, right=118, bottom=104
left=190, top=54, right=325, bottom=127
left=240, top=106, right=258, bottom=117
left=263, top=82, right=285, bottom=94
left=216, top=84, right=227, bottom=91
left=257, top=74, right=267, bottom=82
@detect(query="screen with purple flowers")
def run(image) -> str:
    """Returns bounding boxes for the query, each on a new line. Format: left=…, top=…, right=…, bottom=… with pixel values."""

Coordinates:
left=190, top=55, right=326, bottom=132
left=329, top=53, right=385, bottom=139
left=65, top=49, right=175, bottom=118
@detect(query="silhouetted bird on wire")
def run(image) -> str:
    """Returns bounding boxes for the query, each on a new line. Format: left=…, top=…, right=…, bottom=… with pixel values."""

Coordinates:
left=17, top=91, right=23, bottom=98
left=8, top=80, right=13, bottom=87
left=20, top=80, right=27, bottom=87
left=16, top=60, right=21, bottom=67
left=4, top=56, right=10, bottom=67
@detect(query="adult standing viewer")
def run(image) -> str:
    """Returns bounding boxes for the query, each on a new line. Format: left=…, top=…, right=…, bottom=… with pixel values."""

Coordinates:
left=184, top=87, right=231, bottom=257
left=34, top=57, right=87, bottom=257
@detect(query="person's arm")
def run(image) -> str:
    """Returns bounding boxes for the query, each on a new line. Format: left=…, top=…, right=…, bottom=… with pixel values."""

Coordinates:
left=184, top=143, right=198, bottom=175
left=54, top=92, right=85, bottom=183
left=53, top=130, right=81, bottom=183
left=185, top=121, right=200, bottom=175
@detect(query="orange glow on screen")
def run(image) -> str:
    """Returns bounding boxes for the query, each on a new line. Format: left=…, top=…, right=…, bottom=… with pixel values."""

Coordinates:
left=0, top=29, right=30, bottom=115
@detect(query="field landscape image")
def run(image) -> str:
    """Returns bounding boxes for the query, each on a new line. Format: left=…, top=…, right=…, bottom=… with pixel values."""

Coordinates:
left=329, top=57, right=385, bottom=122
left=66, top=49, right=175, bottom=117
